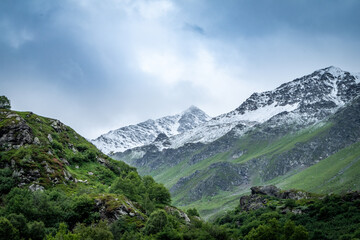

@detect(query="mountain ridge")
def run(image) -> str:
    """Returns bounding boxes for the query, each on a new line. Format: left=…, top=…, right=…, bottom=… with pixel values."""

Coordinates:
left=111, top=66, right=360, bottom=219
left=91, top=105, right=210, bottom=154
left=100, top=66, right=360, bottom=155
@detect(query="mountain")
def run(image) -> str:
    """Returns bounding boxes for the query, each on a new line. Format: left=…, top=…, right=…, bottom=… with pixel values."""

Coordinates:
left=109, top=66, right=359, bottom=154
left=91, top=105, right=210, bottom=154
left=112, top=66, right=360, bottom=219
left=165, top=66, right=360, bottom=148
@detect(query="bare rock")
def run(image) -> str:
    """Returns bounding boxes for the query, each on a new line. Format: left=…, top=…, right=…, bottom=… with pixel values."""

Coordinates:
left=0, top=115, right=33, bottom=149
left=47, top=134, right=53, bottom=143
left=250, top=185, right=281, bottom=198
left=33, top=137, right=40, bottom=145
left=51, top=119, right=67, bottom=132
left=29, top=184, right=44, bottom=192
left=164, top=206, right=191, bottom=223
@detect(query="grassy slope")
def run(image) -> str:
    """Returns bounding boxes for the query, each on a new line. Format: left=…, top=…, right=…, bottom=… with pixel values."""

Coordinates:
left=277, top=141, right=360, bottom=193
left=198, top=141, right=360, bottom=221
left=153, top=123, right=332, bottom=189
left=143, top=121, right=359, bottom=220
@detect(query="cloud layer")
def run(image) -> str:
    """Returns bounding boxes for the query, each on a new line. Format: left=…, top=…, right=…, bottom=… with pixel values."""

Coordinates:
left=1, top=0, right=359, bottom=138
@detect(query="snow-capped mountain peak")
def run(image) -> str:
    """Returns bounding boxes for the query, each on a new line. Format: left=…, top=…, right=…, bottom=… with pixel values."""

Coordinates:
left=93, top=66, right=360, bottom=154
left=91, top=106, right=210, bottom=154
left=164, top=66, right=360, bottom=149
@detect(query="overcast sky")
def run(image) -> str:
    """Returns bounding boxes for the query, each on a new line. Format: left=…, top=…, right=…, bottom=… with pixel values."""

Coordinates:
left=1, top=0, right=360, bottom=139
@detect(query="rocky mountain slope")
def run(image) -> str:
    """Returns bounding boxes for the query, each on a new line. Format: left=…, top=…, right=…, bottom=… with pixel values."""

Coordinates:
left=91, top=105, right=210, bottom=154
left=112, top=66, right=360, bottom=219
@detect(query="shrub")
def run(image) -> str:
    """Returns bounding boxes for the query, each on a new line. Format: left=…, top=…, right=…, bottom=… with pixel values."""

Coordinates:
left=0, top=217, right=19, bottom=240
left=144, top=210, right=169, bottom=235
left=187, top=208, right=200, bottom=217
left=74, top=221, right=113, bottom=240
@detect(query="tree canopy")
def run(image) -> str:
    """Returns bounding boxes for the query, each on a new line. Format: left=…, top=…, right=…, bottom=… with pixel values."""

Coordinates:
left=0, top=96, right=10, bottom=109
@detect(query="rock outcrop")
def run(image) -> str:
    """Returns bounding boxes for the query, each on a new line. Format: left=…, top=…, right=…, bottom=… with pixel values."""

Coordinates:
left=240, top=185, right=311, bottom=211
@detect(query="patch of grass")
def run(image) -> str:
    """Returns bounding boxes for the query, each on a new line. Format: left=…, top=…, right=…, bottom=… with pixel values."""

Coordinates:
left=231, top=122, right=333, bottom=164
left=277, top=141, right=360, bottom=193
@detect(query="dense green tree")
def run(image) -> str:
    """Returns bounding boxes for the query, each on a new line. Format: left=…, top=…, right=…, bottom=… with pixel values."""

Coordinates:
left=150, top=184, right=171, bottom=205
left=47, top=223, right=80, bottom=240
left=0, top=217, right=19, bottom=240
left=283, top=220, right=295, bottom=238
left=284, top=199, right=297, bottom=209
left=144, top=210, right=169, bottom=235
left=291, top=225, right=308, bottom=240
left=110, top=217, right=137, bottom=240
left=70, top=194, right=98, bottom=226
left=0, top=167, right=17, bottom=195
left=28, top=221, right=46, bottom=240
left=74, top=221, right=114, bottom=240
left=7, top=213, right=29, bottom=239
left=187, top=208, right=200, bottom=217
left=5, top=188, right=36, bottom=219
left=0, top=96, right=10, bottom=109
left=245, top=224, right=276, bottom=240
left=142, top=193, right=155, bottom=214
left=155, top=226, right=182, bottom=240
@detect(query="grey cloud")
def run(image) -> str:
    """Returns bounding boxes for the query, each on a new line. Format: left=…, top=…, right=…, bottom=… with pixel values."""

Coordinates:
left=0, top=0, right=360, bottom=139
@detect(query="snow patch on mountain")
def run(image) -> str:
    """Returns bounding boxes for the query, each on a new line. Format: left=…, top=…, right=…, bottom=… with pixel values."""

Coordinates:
left=225, top=102, right=299, bottom=123
left=91, top=106, right=210, bottom=154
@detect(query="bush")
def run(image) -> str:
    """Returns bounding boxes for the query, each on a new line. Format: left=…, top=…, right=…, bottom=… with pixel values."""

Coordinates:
left=7, top=213, right=28, bottom=239
left=74, top=221, right=113, bottom=240
left=0, top=217, right=19, bottom=240
left=28, top=221, right=46, bottom=240
left=0, top=167, right=17, bottom=195
left=110, top=217, right=137, bottom=240
left=47, top=223, right=80, bottom=240
left=144, top=210, right=169, bottom=235
left=187, top=208, right=200, bottom=217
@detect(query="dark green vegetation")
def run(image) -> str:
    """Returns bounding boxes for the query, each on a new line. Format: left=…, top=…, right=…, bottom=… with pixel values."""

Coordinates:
left=214, top=186, right=360, bottom=240
left=0, top=96, right=10, bottom=110
left=114, top=97, right=360, bottom=219
left=0, top=107, right=232, bottom=239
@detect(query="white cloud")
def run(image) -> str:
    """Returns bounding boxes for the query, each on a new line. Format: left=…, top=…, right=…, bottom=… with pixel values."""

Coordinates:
left=131, top=0, right=175, bottom=20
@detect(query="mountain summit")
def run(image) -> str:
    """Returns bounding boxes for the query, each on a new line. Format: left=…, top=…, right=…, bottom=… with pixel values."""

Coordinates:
left=160, top=66, right=360, bottom=149
left=91, top=106, right=210, bottom=154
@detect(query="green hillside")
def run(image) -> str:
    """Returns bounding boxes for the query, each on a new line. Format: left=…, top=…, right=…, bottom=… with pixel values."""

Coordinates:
left=0, top=107, right=226, bottom=240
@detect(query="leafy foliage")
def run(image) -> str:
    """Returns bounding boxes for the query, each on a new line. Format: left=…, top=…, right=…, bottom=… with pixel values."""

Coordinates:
left=0, top=96, right=10, bottom=109
left=110, top=174, right=171, bottom=207
left=215, top=192, right=360, bottom=240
